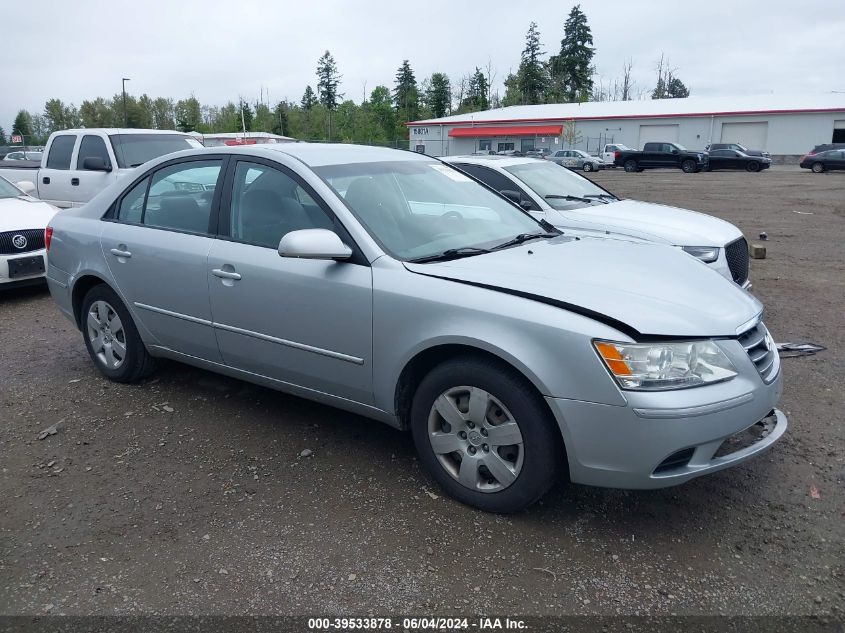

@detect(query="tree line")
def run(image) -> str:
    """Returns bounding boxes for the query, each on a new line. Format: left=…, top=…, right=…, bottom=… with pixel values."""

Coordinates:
left=1, top=5, right=690, bottom=147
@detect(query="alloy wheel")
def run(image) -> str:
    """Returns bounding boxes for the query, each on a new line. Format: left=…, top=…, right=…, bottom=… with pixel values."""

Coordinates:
left=427, top=386, right=524, bottom=493
left=86, top=300, right=127, bottom=369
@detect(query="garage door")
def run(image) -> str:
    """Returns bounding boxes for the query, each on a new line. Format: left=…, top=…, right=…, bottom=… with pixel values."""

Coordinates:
left=638, top=124, right=679, bottom=147
left=720, top=122, right=768, bottom=150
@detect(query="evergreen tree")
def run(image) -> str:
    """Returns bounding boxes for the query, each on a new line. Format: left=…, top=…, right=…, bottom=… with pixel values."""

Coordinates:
left=273, top=101, right=290, bottom=136
left=301, top=85, right=318, bottom=110
left=426, top=73, right=451, bottom=118
left=462, top=68, right=489, bottom=111
left=666, top=77, right=690, bottom=98
left=239, top=100, right=254, bottom=132
left=12, top=110, right=33, bottom=141
left=0, top=126, right=6, bottom=145
left=316, top=51, right=343, bottom=111
left=393, top=60, right=419, bottom=124
left=369, top=86, right=396, bottom=141
left=549, top=5, right=595, bottom=102
left=502, top=72, right=522, bottom=107
left=517, top=22, right=548, bottom=105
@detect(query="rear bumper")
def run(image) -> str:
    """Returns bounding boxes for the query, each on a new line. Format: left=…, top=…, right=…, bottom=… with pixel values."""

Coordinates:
left=546, top=366, right=785, bottom=489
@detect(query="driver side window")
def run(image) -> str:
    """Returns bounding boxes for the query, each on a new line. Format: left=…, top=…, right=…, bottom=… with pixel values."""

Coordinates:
left=229, top=161, right=333, bottom=249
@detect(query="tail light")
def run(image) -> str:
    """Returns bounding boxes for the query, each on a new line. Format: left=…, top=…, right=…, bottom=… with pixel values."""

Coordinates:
left=45, top=226, right=53, bottom=251
left=614, top=151, right=621, bottom=160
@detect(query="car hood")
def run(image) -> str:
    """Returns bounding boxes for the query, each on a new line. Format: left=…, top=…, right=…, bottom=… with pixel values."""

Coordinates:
left=404, top=236, right=761, bottom=338
left=0, top=197, right=59, bottom=232
left=547, top=199, right=743, bottom=247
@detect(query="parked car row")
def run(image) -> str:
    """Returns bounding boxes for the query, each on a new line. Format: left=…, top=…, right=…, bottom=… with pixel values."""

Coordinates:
left=43, top=143, right=784, bottom=513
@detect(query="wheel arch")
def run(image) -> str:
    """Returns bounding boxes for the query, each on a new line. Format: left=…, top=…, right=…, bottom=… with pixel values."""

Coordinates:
left=71, top=274, right=112, bottom=330
left=392, top=341, right=556, bottom=434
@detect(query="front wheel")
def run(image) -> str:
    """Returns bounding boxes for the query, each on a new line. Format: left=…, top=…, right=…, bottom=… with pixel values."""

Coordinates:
left=746, top=161, right=761, bottom=172
left=81, top=284, right=156, bottom=383
left=681, top=159, right=697, bottom=173
left=623, top=159, right=639, bottom=173
left=583, top=162, right=594, bottom=172
left=411, top=357, right=562, bottom=513
left=811, top=162, right=825, bottom=173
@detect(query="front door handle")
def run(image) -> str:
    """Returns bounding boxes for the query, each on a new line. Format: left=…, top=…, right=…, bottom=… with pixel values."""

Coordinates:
left=110, top=248, right=132, bottom=258
left=211, top=268, right=242, bottom=281
left=71, top=178, right=80, bottom=186
left=42, top=176, right=50, bottom=184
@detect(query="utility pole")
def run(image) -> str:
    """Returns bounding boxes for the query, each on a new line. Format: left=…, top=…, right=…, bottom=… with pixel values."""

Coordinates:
left=122, top=78, right=131, bottom=127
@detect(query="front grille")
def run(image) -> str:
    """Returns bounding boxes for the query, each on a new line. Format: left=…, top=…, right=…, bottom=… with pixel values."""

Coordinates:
left=725, top=237, right=749, bottom=285
left=0, top=229, right=45, bottom=255
left=738, top=321, right=779, bottom=383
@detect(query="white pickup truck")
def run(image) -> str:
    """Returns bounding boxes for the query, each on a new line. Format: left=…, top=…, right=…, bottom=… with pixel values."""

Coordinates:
left=598, top=143, right=633, bottom=167
left=0, top=129, right=202, bottom=208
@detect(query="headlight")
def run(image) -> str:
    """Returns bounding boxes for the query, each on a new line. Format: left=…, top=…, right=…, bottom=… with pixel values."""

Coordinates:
left=594, top=340, right=737, bottom=391
left=682, top=246, right=719, bottom=263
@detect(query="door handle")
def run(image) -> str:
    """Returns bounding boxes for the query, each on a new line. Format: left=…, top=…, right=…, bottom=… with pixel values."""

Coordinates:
left=42, top=176, right=50, bottom=184
left=110, top=248, right=132, bottom=258
left=212, top=268, right=242, bottom=281
left=71, top=178, right=80, bottom=186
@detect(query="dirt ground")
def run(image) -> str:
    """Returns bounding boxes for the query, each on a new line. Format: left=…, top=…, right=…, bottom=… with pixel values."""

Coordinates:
left=0, top=167, right=843, bottom=618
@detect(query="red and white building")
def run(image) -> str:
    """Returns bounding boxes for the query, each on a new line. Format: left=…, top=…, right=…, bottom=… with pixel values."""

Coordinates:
left=407, top=94, right=845, bottom=161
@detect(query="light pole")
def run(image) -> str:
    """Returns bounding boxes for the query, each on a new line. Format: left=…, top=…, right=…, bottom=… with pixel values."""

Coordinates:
left=122, top=78, right=131, bottom=127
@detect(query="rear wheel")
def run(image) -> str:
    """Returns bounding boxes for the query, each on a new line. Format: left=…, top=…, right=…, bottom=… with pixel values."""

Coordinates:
left=411, top=356, right=562, bottom=513
left=583, top=162, right=594, bottom=172
left=623, top=159, right=639, bottom=173
left=681, top=159, right=697, bottom=173
left=746, top=161, right=761, bottom=172
left=811, top=162, right=825, bottom=173
left=81, top=285, right=156, bottom=383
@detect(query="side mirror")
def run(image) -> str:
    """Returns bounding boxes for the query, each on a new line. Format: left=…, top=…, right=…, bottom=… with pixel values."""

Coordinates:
left=671, top=149, right=679, bottom=155
left=16, top=180, right=36, bottom=195
left=278, top=229, right=352, bottom=260
left=82, top=156, right=112, bottom=172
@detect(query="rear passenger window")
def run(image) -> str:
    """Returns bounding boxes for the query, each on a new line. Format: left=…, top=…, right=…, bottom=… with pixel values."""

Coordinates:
left=46, top=135, right=76, bottom=170
left=144, top=160, right=223, bottom=234
left=117, top=177, right=149, bottom=223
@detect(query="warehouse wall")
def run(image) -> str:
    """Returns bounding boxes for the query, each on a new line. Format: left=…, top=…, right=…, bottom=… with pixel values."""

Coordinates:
left=410, top=111, right=845, bottom=161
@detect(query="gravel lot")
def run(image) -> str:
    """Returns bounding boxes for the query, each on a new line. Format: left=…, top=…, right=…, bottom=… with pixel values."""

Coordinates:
left=0, top=167, right=843, bottom=618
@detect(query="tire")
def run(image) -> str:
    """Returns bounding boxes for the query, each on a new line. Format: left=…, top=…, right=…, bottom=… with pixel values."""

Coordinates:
left=410, top=356, right=562, bottom=513
left=583, top=162, right=594, bottom=172
left=746, top=161, right=760, bottom=173
left=811, top=162, right=825, bottom=173
left=80, top=284, right=156, bottom=383
left=623, top=159, right=638, bottom=173
left=681, top=159, right=697, bottom=173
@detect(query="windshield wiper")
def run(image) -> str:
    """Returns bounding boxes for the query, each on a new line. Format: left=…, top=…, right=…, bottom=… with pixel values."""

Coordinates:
left=544, top=194, right=593, bottom=204
left=407, top=246, right=492, bottom=264
left=491, top=232, right=558, bottom=251
left=584, top=193, right=617, bottom=203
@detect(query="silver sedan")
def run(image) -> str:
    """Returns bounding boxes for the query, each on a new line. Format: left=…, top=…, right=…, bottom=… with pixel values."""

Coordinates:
left=45, top=144, right=786, bottom=512
left=549, top=149, right=605, bottom=171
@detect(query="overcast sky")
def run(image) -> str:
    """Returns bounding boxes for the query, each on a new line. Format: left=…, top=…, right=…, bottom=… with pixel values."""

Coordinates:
left=3, top=0, right=844, bottom=131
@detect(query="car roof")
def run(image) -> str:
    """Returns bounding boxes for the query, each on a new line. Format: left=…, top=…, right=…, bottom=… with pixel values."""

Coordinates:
left=149, top=143, right=434, bottom=168
left=442, top=155, right=539, bottom=167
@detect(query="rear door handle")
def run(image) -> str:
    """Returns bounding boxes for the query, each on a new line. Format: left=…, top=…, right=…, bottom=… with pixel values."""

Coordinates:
left=110, top=248, right=132, bottom=258
left=212, top=268, right=242, bottom=281
left=71, top=178, right=80, bottom=186
left=42, top=176, right=50, bottom=184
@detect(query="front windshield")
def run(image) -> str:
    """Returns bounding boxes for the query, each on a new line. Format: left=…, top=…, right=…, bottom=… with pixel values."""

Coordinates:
left=675, top=143, right=688, bottom=151
left=314, top=160, right=545, bottom=260
left=503, top=162, right=616, bottom=210
left=0, top=177, right=23, bottom=199
left=109, top=134, right=203, bottom=168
